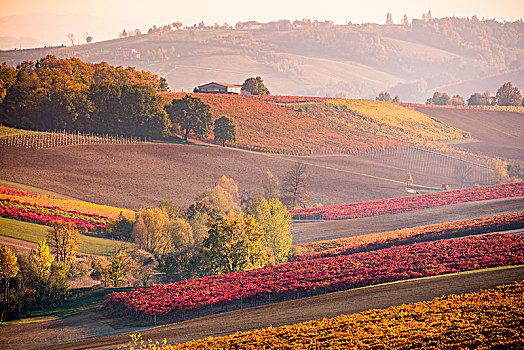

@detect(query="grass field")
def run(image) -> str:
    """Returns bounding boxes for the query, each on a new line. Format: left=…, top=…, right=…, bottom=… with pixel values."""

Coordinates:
left=0, top=126, right=39, bottom=138
left=0, top=217, right=135, bottom=256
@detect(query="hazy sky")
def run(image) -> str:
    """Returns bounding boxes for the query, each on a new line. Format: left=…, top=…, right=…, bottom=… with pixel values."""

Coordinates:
left=1, top=0, right=523, bottom=26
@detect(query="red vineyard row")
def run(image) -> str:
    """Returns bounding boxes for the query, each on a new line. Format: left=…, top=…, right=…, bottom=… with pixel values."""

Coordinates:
left=294, top=211, right=524, bottom=260
left=290, top=182, right=524, bottom=220
left=0, top=198, right=108, bottom=232
left=105, top=233, right=524, bottom=318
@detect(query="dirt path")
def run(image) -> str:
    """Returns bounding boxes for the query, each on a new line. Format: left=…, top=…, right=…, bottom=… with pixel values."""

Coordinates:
left=292, top=196, right=524, bottom=243
left=2, top=266, right=520, bottom=350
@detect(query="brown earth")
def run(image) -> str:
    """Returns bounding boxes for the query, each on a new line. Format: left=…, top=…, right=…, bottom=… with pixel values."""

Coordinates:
left=0, top=266, right=520, bottom=350
left=0, top=143, right=459, bottom=210
left=292, top=196, right=524, bottom=244
left=414, top=107, right=524, bottom=161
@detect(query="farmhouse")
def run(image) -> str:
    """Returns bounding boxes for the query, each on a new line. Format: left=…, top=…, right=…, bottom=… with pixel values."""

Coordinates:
left=197, top=82, right=244, bottom=94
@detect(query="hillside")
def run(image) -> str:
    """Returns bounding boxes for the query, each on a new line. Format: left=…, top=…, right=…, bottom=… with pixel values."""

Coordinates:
left=1, top=17, right=522, bottom=102
left=0, top=140, right=487, bottom=210
left=413, top=106, right=524, bottom=161
left=164, top=94, right=470, bottom=155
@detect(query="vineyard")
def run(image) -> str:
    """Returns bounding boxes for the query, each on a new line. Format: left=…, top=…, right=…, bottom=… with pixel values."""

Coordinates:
left=163, top=281, right=524, bottom=349
left=0, top=186, right=135, bottom=232
left=0, top=129, right=151, bottom=150
left=105, top=233, right=524, bottom=323
left=162, top=93, right=474, bottom=155
left=290, top=182, right=524, bottom=220
left=358, top=145, right=491, bottom=185
left=294, top=211, right=524, bottom=259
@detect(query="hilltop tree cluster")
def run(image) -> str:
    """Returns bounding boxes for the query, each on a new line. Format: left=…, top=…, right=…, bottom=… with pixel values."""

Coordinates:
left=165, top=95, right=238, bottom=145
left=0, top=55, right=170, bottom=137
left=426, top=82, right=523, bottom=106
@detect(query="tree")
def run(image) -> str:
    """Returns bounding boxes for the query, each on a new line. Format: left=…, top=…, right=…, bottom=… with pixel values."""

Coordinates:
left=134, top=28, right=142, bottom=35
left=202, top=217, right=268, bottom=274
left=0, top=63, right=16, bottom=105
left=405, top=172, right=413, bottom=188
left=281, top=162, right=311, bottom=209
left=452, top=95, right=464, bottom=106
left=217, top=175, right=239, bottom=201
left=426, top=91, right=451, bottom=105
left=263, top=170, right=280, bottom=200
left=30, top=240, right=54, bottom=280
left=67, top=33, right=75, bottom=46
left=165, top=95, right=213, bottom=141
left=496, top=82, right=522, bottom=106
left=0, top=245, right=18, bottom=322
left=246, top=197, right=293, bottom=264
left=242, top=77, right=270, bottom=95
left=392, top=96, right=400, bottom=102
left=196, top=184, right=242, bottom=220
left=213, top=116, right=237, bottom=146
left=454, top=161, right=473, bottom=189
left=386, top=12, right=393, bottom=25
left=491, top=157, right=510, bottom=183
left=132, top=207, right=173, bottom=255
left=467, top=92, right=483, bottom=105
left=172, top=22, right=183, bottom=30
left=402, top=14, right=410, bottom=27
left=46, top=222, right=81, bottom=263
left=376, top=91, right=391, bottom=101
left=106, top=212, right=134, bottom=241
left=107, top=254, right=127, bottom=287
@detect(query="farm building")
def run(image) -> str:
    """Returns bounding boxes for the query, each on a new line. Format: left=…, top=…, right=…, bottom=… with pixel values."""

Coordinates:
left=196, top=82, right=244, bottom=94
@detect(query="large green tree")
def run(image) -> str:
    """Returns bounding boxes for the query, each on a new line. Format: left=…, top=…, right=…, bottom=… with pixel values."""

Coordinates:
left=213, top=116, right=237, bottom=146
left=495, top=82, right=522, bottom=106
left=242, top=76, right=270, bottom=95
left=202, top=217, right=268, bottom=274
left=246, top=197, right=293, bottom=264
left=165, top=95, right=213, bottom=141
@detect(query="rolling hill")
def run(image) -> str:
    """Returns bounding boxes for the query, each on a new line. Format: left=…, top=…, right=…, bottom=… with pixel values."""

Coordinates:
left=0, top=17, right=522, bottom=102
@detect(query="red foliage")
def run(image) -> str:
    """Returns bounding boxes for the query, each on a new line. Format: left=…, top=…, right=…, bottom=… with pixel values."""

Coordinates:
left=0, top=197, right=108, bottom=232
left=105, top=233, right=524, bottom=317
left=294, top=211, right=524, bottom=260
left=291, top=182, right=524, bottom=220
left=162, top=93, right=401, bottom=155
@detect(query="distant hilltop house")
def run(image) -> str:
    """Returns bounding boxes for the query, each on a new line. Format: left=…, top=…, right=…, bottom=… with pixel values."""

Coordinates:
left=195, top=82, right=249, bottom=95
left=114, top=47, right=140, bottom=60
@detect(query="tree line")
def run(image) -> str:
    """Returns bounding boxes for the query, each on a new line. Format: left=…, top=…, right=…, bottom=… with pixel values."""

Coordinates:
left=0, top=55, right=169, bottom=138
left=425, top=82, right=523, bottom=106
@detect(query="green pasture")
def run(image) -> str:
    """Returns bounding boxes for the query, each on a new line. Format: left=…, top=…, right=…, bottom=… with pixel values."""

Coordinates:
left=0, top=217, right=136, bottom=256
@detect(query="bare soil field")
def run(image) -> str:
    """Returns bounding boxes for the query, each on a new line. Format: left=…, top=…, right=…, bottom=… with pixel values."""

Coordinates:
left=1, top=267, right=519, bottom=350
left=0, top=143, right=458, bottom=210
left=414, top=107, right=524, bottom=161
left=292, top=196, right=524, bottom=243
